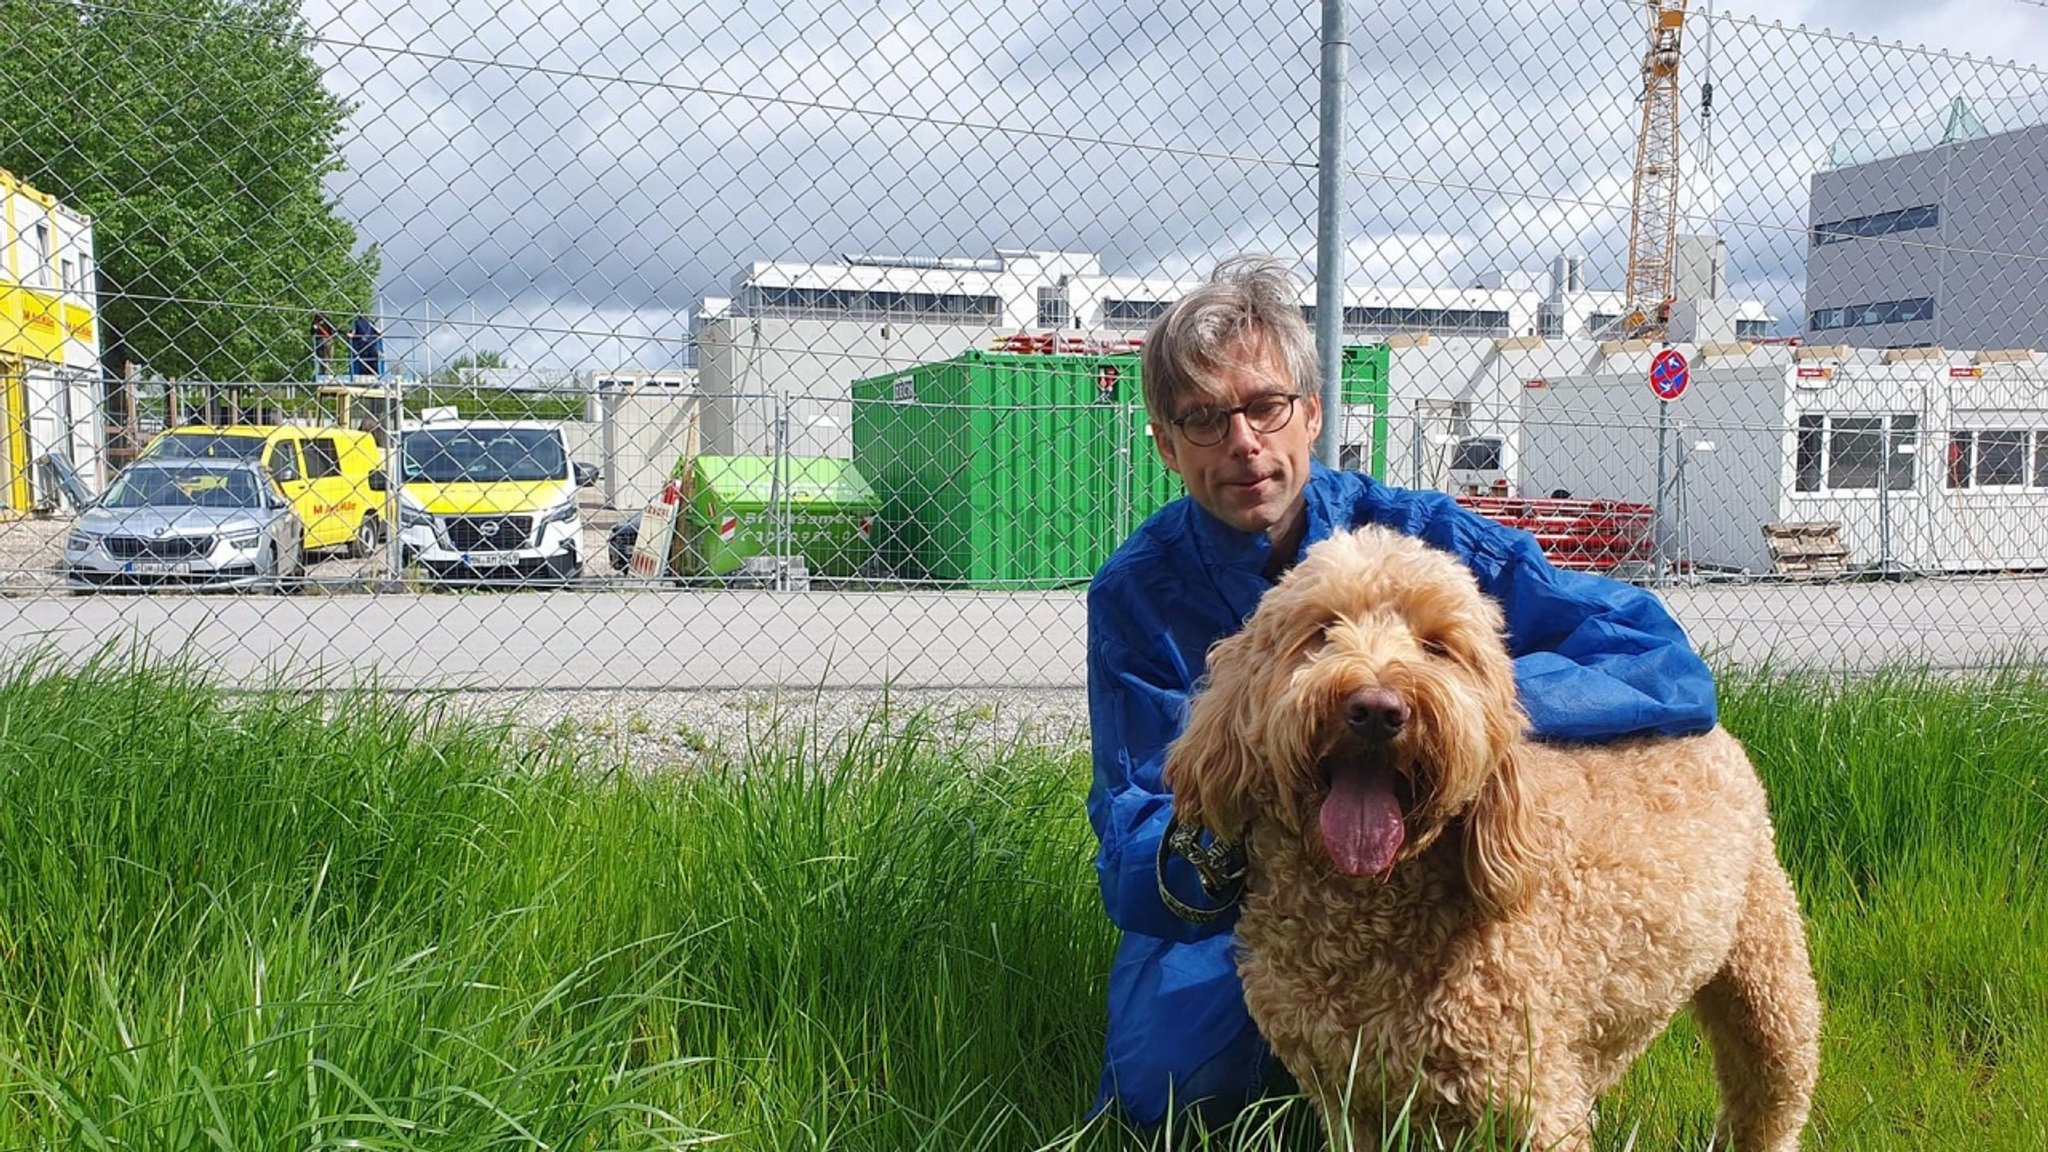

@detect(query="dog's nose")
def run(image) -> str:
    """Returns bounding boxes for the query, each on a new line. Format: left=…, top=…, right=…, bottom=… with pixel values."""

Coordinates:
left=1344, top=688, right=1410, bottom=741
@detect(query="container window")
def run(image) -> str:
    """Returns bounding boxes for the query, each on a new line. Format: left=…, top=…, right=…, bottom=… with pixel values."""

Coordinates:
left=32, top=222, right=52, bottom=287
left=1884, top=414, right=1917, bottom=491
left=1976, top=430, right=2028, bottom=487
left=1794, top=415, right=1824, bottom=492
left=1825, top=416, right=1883, bottom=490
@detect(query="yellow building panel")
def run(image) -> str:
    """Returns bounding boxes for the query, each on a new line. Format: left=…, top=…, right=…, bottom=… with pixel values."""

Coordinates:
left=63, top=301, right=95, bottom=344
left=2, top=357, right=28, bottom=513
left=0, top=286, right=68, bottom=361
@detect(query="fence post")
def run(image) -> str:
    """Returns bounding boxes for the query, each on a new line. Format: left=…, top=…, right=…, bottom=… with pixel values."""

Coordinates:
left=384, top=314, right=406, bottom=587
left=1653, top=394, right=1669, bottom=585
left=770, top=389, right=791, bottom=591
left=1313, top=0, right=1348, bottom=468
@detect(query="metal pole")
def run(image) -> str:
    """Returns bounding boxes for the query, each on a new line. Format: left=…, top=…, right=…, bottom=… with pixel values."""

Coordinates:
left=384, top=301, right=406, bottom=584
left=1675, top=421, right=1704, bottom=585
left=1312, top=0, right=1348, bottom=467
left=769, top=391, right=789, bottom=590
left=1653, top=397, right=1669, bottom=584
left=1673, top=420, right=1687, bottom=581
left=1879, top=442, right=1891, bottom=577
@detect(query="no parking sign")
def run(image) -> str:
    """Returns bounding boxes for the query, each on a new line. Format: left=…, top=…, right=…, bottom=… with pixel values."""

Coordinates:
left=1649, top=348, right=1690, bottom=402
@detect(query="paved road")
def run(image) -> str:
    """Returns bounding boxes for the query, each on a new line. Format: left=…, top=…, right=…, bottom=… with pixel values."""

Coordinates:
left=4, top=575, right=2045, bottom=691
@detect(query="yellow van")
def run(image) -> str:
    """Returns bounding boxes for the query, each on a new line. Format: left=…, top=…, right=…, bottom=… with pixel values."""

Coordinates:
left=138, top=425, right=383, bottom=555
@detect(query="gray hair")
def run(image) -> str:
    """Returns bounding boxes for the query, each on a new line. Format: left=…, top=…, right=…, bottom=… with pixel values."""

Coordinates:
left=1141, top=256, right=1320, bottom=426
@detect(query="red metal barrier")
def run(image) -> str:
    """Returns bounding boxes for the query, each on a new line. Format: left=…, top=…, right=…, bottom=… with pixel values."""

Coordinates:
left=1455, top=496, right=1655, bottom=572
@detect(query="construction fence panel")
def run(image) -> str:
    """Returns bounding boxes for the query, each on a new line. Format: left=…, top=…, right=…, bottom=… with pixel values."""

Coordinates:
left=5, top=0, right=2048, bottom=710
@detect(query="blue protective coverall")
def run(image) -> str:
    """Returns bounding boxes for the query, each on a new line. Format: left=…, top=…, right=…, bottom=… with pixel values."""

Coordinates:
left=1085, top=463, right=1718, bottom=1128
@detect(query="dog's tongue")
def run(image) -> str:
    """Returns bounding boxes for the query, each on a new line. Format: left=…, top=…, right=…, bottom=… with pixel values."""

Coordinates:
left=1319, top=760, right=1406, bottom=877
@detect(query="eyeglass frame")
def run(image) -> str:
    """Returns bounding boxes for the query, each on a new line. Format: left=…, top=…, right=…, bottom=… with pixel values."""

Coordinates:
left=1166, top=392, right=1306, bottom=447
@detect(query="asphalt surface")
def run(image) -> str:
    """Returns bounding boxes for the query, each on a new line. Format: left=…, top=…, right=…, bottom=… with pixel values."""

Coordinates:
left=4, top=574, right=2045, bottom=691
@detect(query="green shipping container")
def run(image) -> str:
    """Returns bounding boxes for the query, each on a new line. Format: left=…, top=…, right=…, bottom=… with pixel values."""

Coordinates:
left=850, top=345, right=1389, bottom=588
left=675, top=455, right=879, bottom=579
left=1340, top=342, right=1392, bottom=480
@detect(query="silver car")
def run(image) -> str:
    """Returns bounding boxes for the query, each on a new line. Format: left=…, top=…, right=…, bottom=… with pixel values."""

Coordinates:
left=64, top=459, right=306, bottom=592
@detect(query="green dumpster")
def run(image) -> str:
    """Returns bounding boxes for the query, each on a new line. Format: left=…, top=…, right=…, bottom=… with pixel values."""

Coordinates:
left=677, top=455, right=879, bottom=579
left=850, top=344, right=1389, bottom=587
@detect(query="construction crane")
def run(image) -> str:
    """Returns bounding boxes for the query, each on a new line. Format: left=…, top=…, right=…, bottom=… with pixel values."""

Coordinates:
left=1620, top=0, right=1687, bottom=339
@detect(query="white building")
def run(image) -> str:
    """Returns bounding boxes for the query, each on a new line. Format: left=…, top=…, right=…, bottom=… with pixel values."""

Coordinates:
left=693, top=248, right=1772, bottom=456
left=1076, top=247, right=1766, bottom=344
left=586, top=367, right=695, bottom=395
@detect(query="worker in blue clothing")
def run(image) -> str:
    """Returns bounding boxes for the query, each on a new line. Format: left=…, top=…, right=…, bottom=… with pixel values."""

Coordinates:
left=1086, top=257, right=1719, bottom=1134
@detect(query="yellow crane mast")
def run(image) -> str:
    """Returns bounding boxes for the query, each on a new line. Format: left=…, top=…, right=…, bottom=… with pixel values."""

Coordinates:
left=1621, top=0, right=1686, bottom=338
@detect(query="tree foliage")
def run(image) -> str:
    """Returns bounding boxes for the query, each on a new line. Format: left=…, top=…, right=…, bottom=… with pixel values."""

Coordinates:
left=0, top=0, right=376, bottom=381
left=429, top=349, right=510, bottom=390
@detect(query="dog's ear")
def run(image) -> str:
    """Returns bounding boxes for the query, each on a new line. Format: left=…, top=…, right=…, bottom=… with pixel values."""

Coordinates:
left=1164, top=630, right=1265, bottom=838
left=1461, top=743, right=1541, bottom=917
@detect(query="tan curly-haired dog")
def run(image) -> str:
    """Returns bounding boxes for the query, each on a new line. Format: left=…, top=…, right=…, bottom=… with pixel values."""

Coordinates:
left=1165, top=527, right=1820, bottom=1151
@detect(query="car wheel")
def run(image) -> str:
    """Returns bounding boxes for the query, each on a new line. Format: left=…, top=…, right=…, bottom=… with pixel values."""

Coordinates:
left=348, top=512, right=381, bottom=559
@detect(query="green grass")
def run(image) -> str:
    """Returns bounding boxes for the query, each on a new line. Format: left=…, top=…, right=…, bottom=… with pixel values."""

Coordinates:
left=0, top=657, right=2042, bottom=1150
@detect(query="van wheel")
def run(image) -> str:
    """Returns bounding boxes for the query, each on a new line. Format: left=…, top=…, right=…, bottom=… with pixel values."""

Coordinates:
left=348, top=513, right=381, bottom=559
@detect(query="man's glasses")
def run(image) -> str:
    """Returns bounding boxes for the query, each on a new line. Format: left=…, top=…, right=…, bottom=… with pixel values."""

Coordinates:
left=1169, top=393, right=1302, bottom=447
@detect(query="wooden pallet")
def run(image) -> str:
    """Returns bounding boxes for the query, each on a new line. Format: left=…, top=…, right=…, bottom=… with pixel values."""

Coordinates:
left=1761, top=521, right=1850, bottom=580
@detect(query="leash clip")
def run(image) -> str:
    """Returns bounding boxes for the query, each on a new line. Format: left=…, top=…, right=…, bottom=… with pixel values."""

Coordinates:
left=1157, top=815, right=1247, bottom=923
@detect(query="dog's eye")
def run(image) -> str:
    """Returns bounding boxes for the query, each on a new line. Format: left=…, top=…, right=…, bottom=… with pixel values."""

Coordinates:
left=1420, top=637, right=1451, bottom=659
left=1300, top=621, right=1338, bottom=656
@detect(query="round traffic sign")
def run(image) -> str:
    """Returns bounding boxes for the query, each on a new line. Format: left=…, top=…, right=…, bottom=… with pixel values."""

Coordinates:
left=1650, top=348, right=1690, bottom=402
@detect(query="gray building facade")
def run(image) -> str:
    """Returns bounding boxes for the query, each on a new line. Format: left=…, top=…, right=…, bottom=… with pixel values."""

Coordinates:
left=1805, top=120, right=2048, bottom=350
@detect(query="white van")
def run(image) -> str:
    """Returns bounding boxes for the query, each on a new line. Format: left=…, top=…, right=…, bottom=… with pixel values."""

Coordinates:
left=377, top=420, right=597, bottom=583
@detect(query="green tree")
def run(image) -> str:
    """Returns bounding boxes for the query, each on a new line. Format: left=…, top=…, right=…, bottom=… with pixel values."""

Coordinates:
left=429, top=349, right=510, bottom=390
left=0, top=0, right=376, bottom=382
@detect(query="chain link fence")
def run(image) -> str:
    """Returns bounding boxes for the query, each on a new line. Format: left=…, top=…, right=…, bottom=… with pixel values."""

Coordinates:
left=5, top=0, right=2048, bottom=705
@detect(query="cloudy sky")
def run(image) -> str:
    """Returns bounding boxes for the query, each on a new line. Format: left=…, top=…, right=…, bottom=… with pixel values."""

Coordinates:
left=298, top=0, right=2048, bottom=375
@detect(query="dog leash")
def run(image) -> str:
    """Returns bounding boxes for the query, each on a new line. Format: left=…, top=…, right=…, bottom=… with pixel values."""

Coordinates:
left=1157, top=815, right=1248, bottom=923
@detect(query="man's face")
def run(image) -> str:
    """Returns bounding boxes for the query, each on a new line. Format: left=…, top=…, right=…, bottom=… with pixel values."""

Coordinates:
left=1154, top=340, right=1322, bottom=537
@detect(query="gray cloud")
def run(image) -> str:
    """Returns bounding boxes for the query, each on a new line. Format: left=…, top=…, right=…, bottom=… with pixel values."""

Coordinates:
left=303, top=0, right=2048, bottom=368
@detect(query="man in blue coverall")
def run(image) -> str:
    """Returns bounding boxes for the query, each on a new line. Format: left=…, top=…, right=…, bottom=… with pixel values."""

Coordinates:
left=1085, top=257, right=1719, bottom=1133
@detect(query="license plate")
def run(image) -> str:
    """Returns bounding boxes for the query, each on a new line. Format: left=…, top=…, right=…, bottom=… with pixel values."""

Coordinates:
left=462, top=551, right=521, bottom=569
left=125, top=560, right=191, bottom=574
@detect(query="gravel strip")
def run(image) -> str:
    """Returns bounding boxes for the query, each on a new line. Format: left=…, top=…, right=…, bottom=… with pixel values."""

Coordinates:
left=0, top=516, right=69, bottom=590
left=427, top=686, right=1093, bottom=772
